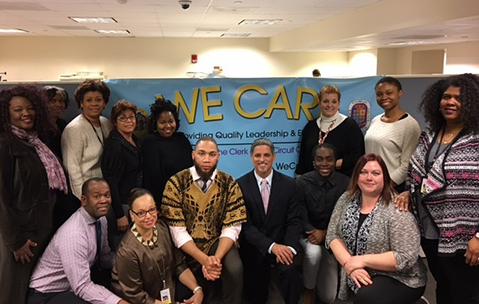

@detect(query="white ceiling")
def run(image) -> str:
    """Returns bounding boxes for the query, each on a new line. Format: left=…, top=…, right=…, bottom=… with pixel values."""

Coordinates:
left=0, top=0, right=478, bottom=52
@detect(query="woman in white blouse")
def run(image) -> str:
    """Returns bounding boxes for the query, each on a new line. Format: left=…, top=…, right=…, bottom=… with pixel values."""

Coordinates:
left=61, top=80, right=113, bottom=200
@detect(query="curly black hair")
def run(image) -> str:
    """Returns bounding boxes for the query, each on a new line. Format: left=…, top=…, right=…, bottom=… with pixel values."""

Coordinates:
left=420, top=73, right=479, bottom=133
left=74, top=79, right=110, bottom=108
left=147, top=97, right=180, bottom=134
left=0, top=85, right=54, bottom=139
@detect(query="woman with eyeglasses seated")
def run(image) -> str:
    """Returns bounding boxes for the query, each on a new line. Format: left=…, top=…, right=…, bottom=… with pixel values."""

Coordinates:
left=326, top=154, right=427, bottom=304
left=111, top=188, right=203, bottom=304
left=102, top=100, right=142, bottom=251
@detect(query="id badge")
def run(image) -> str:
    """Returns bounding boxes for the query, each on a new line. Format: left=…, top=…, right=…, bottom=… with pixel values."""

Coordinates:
left=420, top=178, right=427, bottom=194
left=160, top=288, right=171, bottom=304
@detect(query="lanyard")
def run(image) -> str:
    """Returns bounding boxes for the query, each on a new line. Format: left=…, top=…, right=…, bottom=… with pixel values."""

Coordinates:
left=145, top=245, right=168, bottom=287
left=83, top=114, right=104, bottom=147
left=424, top=125, right=462, bottom=174
left=318, top=118, right=336, bottom=145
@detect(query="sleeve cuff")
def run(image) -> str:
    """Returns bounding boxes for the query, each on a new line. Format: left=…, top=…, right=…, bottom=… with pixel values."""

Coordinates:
left=220, top=225, right=241, bottom=242
left=169, top=226, right=193, bottom=248
left=304, top=223, right=315, bottom=232
left=105, top=293, right=122, bottom=304
left=268, top=242, right=275, bottom=254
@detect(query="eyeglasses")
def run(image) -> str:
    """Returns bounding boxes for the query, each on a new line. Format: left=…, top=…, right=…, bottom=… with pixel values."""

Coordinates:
left=131, top=207, right=157, bottom=218
left=118, top=115, right=136, bottom=122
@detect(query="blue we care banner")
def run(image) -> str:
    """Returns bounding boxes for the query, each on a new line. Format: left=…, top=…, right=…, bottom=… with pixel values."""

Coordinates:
left=105, top=77, right=382, bottom=178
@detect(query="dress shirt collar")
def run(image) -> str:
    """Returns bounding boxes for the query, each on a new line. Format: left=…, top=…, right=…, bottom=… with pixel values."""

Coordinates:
left=253, top=170, right=273, bottom=189
left=190, top=166, right=217, bottom=182
left=314, top=170, right=339, bottom=186
left=79, top=206, right=98, bottom=225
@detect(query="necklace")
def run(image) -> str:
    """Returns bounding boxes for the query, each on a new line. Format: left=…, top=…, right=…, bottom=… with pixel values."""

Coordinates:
left=318, top=118, right=336, bottom=145
left=441, top=127, right=462, bottom=144
left=131, top=223, right=158, bottom=248
left=442, top=133, right=455, bottom=144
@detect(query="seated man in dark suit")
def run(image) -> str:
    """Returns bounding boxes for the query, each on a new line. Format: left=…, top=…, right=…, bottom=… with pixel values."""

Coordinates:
left=237, top=138, right=302, bottom=304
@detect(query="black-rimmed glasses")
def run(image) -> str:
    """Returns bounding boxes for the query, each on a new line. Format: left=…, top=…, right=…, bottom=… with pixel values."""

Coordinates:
left=131, top=207, right=157, bottom=218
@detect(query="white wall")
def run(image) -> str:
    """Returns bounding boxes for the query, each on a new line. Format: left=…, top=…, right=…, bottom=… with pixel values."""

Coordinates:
left=1, top=37, right=477, bottom=82
left=376, top=48, right=398, bottom=75
left=0, top=37, right=349, bottom=81
left=395, top=41, right=479, bottom=75
left=348, top=49, right=378, bottom=76
left=443, top=41, right=479, bottom=74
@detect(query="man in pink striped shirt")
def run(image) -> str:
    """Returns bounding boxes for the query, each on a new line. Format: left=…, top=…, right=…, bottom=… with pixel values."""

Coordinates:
left=28, top=178, right=128, bottom=304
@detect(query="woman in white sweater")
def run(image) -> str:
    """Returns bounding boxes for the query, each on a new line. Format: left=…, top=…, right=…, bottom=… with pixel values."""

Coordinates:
left=61, top=80, right=113, bottom=199
left=364, top=77, right=420, bottom=192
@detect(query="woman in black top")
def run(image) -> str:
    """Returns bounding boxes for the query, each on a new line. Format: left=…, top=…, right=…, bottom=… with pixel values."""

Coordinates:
left=141, top=97, right=193, bottom=207
left=43, top=86, right=78, bottom=230
left=0, top=85, right=68, bottom=303
left=296, top=85, right=364, bottom=177
left=43, top=85, right=69, bottom=159
left=102, top=100, right=142, bottom=250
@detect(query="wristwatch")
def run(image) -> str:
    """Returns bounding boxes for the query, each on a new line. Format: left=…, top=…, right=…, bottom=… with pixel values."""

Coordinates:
left=193, top=286, right=203, bottom=294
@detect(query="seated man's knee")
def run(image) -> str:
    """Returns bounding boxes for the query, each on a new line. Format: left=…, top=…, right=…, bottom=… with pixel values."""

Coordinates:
left=302, top=241, right=321, bottom=258
left=303, top=248, right=322, bottom=267
left=277, top=262, right=299, bottom=279
left=222, top=250, right=243, bottom=280
left=225, top=260, right=242, bottom=279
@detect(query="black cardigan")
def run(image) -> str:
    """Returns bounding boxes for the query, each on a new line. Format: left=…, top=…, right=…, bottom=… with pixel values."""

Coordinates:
left=102, top=129, right=142, bottom=219
left=296, top=117, right=365, bottom=176
left=141, top=132, right=193, bottom=206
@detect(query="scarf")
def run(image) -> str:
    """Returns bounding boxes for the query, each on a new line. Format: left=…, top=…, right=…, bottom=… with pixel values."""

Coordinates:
left=317, top=111, right=347, bottom=133
left=340, top=191, right=381, bottom=292
left=11, top=125, right=68, bottom=194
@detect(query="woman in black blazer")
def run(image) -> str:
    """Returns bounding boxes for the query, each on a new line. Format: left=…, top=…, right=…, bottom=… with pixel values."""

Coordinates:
left=102, top=100, right=142, bottom=250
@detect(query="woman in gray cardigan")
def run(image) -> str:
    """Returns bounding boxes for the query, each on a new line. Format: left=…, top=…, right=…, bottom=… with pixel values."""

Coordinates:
left=326, top=153, right=426, bottom=304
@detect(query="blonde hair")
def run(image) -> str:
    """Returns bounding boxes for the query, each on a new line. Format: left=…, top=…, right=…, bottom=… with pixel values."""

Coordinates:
left=319, top=85, right=341, bottom=101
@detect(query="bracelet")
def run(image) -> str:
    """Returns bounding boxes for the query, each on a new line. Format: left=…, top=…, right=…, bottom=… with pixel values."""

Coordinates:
left=193, top=286, right=203, bottom=294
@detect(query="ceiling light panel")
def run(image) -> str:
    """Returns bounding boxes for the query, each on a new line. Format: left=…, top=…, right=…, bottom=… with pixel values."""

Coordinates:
left=0, top=28, right=28, bottom=33
left=238, top=19, right=282, bottom=25
left=69, top=17, right=117, bottom=24
left=95, top=29, right=131, bottom=34
left=221, top=33, right=251, bottom=37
